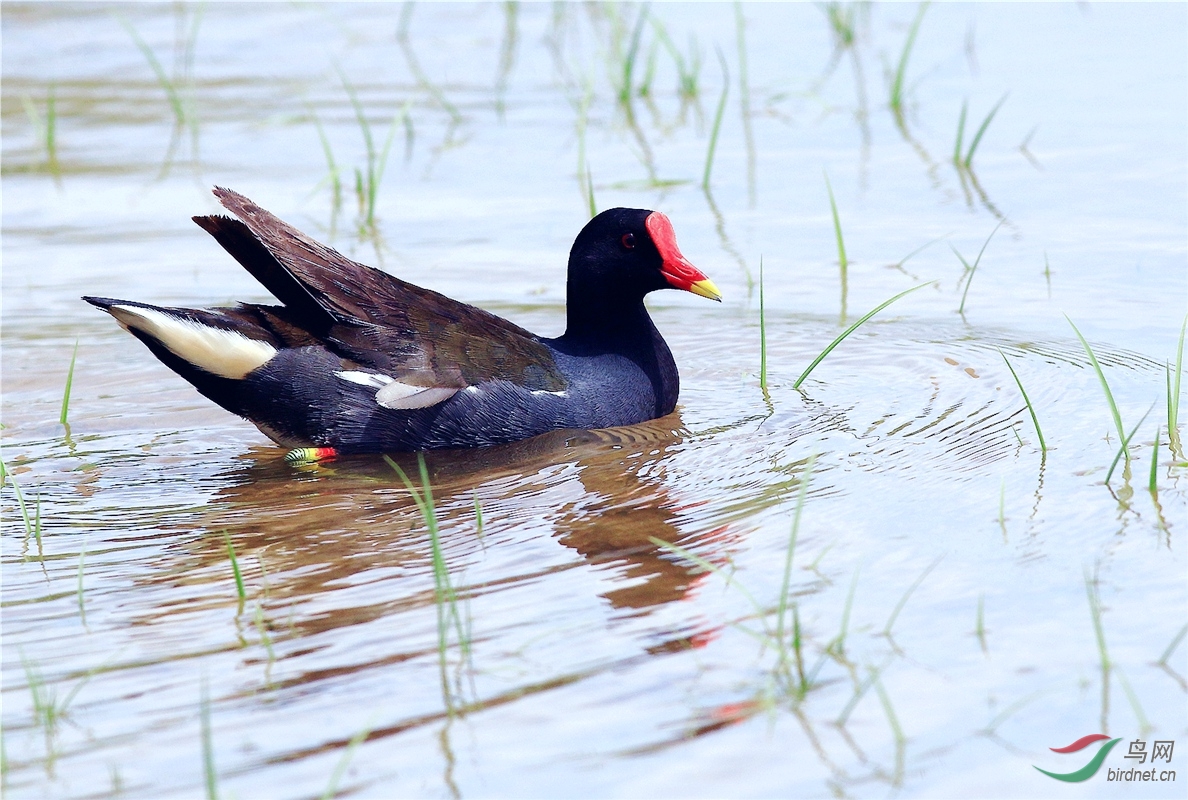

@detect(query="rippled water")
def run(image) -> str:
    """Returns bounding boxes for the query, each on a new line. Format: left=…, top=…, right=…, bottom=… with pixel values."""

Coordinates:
left=2, top=3, right=1185, bottom=798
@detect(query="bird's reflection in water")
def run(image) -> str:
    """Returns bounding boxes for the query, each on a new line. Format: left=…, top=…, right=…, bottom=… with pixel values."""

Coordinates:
left=168, top=411, right=739, bottom=635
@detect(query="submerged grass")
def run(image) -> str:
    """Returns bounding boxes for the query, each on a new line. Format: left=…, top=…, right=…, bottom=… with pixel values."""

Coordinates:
left=774, top=455, right=816, bottom=677
left=701, top=50, right=730, bottom=191
left=321, top=719, right=375, bottom=800
left=824, top=171, right=849, bottom=321
left=200, top=681, right=217, bottom=800
left=883, top=556, right=941, bottom=638
left=975, top=594, right=987, bottom=653
left=999, top=350, right=1046, bottom=453
left=1159, top=624, right=1187, bottom=667
left=792, top=282, right=933, bottom=389
left=1084, top=569, right=1111, bottom=714
left=76, top=543, right=86, bottom=625
left=335, top=67, right=404, bottom=232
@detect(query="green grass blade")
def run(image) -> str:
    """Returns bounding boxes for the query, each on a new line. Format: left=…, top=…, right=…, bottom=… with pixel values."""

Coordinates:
left=1105, top=401, right=1154, bottom=484
left=618, top=5, right=648, bottom=105
left=701, top=49, right=730, bottom=191
left=953, top=99, right=967, bottom=164
left=1159, top=624, right=1187, bottom=665
left=60, top=340, right=78, bottom=426
left=774, top=455, right=816, bottom=665
left=793, top=282, right=934, bottom=389
left=222, top=530, right=246, bottom=607
left=1168, top=314, right=1187, bottom=458
left=963, top=92, right=1008, bottom=169
left=310, top=108, right=342, bottom=207
left=1067, top=316, right=1128, bottom=460
left=321, top=719, right=375, bottom=800
left=77, top=543, right=87, bottom=625
left=999, top=350, right=1046, bottom=453
left=120, top=17, right=186, bottom=127
left=586, top=166, right=596, bottom=218
left=200, top=681, right=218, bottom=800
left=649, top=536, right=766, bottom=619
left=889, top=3, right=928, bottom=121
left=824, top=171, right=848, bottom=320
left=1149, top=425, right=1160, bottom=494
left=1084, top=568, right=1110, bottom=673
left=2, top=460, right=34, bottom=538
left=957, top=221, right=1002, bottom=315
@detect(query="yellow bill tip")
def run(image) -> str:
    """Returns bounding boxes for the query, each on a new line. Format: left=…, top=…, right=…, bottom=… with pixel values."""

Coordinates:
left=688, top=278, right=723, bottom=302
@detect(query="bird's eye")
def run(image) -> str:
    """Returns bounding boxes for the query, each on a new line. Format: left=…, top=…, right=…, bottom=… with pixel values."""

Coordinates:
left=621, top=233, right=636, bottom=250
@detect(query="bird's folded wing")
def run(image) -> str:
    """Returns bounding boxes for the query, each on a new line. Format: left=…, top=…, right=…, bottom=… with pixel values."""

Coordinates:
left=195, top=187, right=566, bottom=393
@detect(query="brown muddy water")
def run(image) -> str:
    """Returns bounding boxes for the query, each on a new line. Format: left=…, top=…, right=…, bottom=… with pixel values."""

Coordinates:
left=2, top=3, right=1185, bottom=798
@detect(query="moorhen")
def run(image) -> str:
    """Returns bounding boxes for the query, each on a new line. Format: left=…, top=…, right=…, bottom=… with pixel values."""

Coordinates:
left=84, top=188, right=721, bottom=456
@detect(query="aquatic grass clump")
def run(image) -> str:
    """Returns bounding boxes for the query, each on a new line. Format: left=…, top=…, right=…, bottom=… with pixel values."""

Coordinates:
left=1105, top=402, right=1154, bottom=485
left=2, top=461, right=43, bottom=560
left=654, top=456, right=821, bottom=698
left=651, top=20, right=702, bottom=100
left=614, top=6, right=649, bottom=108
left=889, top=3, right=928, bottom=127
left=334, top=67, right=406, bottom=233
left=793, top=282, right=933, bottom=390
left=385, top=454, right=470, bottom=665
left=1067, top=317, right=1133, bottom=480
left=701, top=50, right=730, bottom=192
left=20, top=85, right=60, bottom=177
left=953, top=94, right=1008, bottom=170
left=953, top=221, right=1002, bottom=316
left=118, top=6, right=203, bottom=168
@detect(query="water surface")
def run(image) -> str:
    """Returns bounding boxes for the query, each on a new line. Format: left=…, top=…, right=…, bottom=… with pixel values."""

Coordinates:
left=2, top=3, right=1185, bottom=798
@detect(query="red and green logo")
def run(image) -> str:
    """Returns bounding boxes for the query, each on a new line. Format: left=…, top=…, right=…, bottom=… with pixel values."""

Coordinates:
left=1035, top=734, right=1122, bottom=782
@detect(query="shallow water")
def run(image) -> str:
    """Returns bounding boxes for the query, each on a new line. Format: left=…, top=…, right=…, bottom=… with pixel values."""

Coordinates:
left=2, top=3, right=1185, bottom=798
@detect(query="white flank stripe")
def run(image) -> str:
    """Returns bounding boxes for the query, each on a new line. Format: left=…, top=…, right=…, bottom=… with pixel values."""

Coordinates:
left=335, top=370, right=394, bottom=389
left=375, top=382, right=458, bottom=410
left=110, top=305, right=276, bottom=380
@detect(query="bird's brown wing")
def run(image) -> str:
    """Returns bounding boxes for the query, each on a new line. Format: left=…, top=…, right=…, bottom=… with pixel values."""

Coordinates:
left=194, top=187, right=566, bottom=392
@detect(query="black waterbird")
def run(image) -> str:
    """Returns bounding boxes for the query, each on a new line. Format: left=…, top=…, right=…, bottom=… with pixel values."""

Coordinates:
left=84, top=188, right=721, bottom=456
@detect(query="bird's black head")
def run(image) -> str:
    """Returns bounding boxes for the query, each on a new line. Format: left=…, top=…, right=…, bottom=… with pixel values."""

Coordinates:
left=567, top=208, right=721, bottom=304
